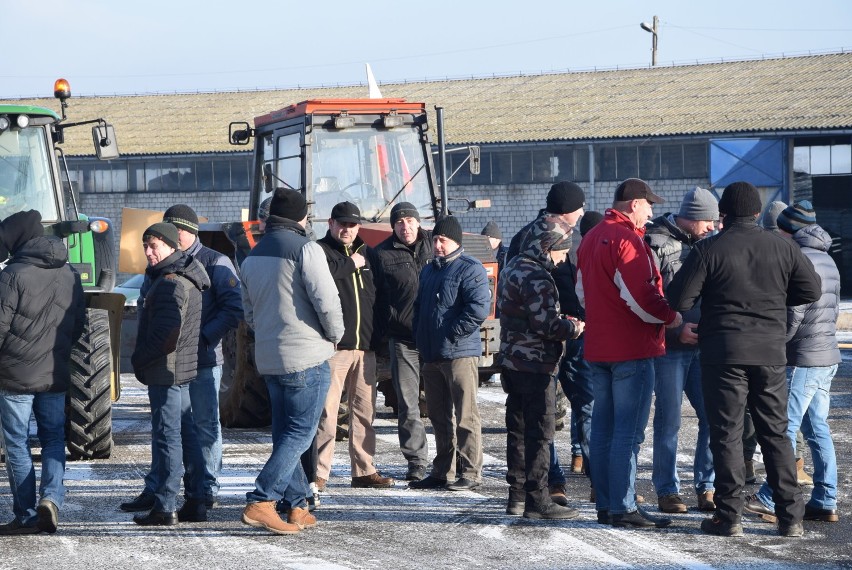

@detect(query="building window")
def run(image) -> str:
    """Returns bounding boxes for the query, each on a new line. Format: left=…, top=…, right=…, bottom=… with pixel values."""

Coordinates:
left=616, top=146, right=638, bottom=180
left=683, top=143, right=707, bottom=177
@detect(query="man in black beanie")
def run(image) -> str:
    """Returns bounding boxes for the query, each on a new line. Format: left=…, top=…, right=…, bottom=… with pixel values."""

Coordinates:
left=411, top=216, right=490, bottom=491
left=507, top=181, right=586, bottom=261
left=667, top=181, right=822, bottom=538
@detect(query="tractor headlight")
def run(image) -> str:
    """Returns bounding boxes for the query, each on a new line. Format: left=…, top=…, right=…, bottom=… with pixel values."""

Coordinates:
left=15, top=114, right=29, bottom=129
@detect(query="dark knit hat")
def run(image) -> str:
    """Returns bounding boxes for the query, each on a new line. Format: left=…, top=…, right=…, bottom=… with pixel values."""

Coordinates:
left=678, top=187, right=719, bottom=221
left=777, top=200, right=816, bottom=234
left=330, top=201, right=362, bottom=224
left=432, top=215, right=463, bottom=246
left=0, top=209, right=44, bottom=259
left=614, top=178, right=664, bottom=204
left=481, top=221, right=502, bottom=240
left=143, top=222, right=180, bottom=250
left=163, top=204, right=199, bottom=235
left=718, top=181, right=762, bottom=217
left=257, top=197, right=272, bottom=221
left=269, top=188, right=308, bottom=221
left=390, top=202, right=420, bottom=226
left=546, top=181, right=586, bottom=214
left=760, top=201, right=788, bottom=231
left=579, top=211, right=604, bottom=236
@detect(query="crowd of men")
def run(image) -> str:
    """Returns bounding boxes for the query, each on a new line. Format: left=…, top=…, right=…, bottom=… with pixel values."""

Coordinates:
left=0, top=178, right=841, bottom=538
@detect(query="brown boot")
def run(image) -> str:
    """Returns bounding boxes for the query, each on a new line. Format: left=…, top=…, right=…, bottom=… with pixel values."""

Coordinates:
left=549, top=484, right=569, bottom=506
left=288, top=506, right=317, bottom=529
left=571, top=455, right=584, bottom=474
left=242, top=502, right=301, bottom=535
left=697, top=491, right=716, bottom=512
left=315, top=477, right=327, bottom=492
left=352, top=472, right=395, bottom=489
left=658, top=494, right=688, bottom=513
left=796, top=458, right=813, bottom=486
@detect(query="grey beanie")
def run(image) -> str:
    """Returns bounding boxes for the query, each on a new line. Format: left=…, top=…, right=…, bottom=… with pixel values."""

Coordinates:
left=678, top=187, right=719, bottom=221
left=760, top=201, right=788, bottom=231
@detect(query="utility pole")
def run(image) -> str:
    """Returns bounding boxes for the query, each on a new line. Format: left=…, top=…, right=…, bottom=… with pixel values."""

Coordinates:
left=640, top=15, right=659, bottom=66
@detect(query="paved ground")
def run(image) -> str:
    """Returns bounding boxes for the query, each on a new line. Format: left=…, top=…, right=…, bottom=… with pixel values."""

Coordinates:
left=2, top=361, right=852, bottom=569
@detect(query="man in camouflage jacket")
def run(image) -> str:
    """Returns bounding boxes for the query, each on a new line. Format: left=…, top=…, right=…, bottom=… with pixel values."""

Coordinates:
left=497, top=217, right=583, bottom=520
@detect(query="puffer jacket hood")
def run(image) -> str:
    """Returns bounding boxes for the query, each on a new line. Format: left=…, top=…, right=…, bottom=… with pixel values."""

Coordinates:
left=10, top=235, right=68, bottom=270
left=792, top=223, right=832, bottom=253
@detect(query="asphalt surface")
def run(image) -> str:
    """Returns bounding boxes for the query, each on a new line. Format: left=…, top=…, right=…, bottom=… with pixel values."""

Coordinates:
left=2, top=361, right=852, bottom=569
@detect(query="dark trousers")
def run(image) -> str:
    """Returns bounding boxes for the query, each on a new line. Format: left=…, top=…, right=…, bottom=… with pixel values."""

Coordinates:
left=701, top=363, right=804, bottom=525
left=503, top=368, right=555, bottom=508
left=558, top=338, right=594, bottom=476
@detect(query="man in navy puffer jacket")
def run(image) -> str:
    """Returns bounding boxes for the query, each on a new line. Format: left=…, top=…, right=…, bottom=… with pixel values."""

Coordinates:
left=411, top=216, right=490, bottom=491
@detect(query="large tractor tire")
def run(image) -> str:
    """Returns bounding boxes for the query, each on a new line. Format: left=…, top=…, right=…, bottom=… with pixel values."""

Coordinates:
left=66, top=308, right=113, bottom=460
left=220, top=321, right=271, bottom=428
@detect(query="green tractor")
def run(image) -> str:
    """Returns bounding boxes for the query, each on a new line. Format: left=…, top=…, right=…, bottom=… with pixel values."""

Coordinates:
left=0, top=79, right=123, bottom=459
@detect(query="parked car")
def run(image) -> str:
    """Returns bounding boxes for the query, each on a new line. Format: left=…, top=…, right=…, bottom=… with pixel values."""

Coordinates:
left=114, top=273, right=144, bottom=309
left=115, top=274, right=144, bottom=373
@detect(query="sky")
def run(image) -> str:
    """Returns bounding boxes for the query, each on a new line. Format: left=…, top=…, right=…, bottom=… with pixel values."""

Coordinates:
left=2, top=0, right=851, bottom=99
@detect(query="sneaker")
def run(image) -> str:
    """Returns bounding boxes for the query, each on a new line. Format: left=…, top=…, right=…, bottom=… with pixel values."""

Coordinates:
left=549, top=484, right=569, bottom=507
left=744, top=460, right=757, bottom=484
left=351, top=472, right=395, bottom=489
left=523, top=502, right=580, bottom=520
left=658, top=493, right=688, bottom=514
left=696, top=491, right=716, bottom=512
left=177, top=498, right=208, bottom=522
left=804, top=504, right=839, bottom=522
left=288, top=506, right=317, bottom=529
left=778, top=520, right=804, bottom=537
left=446, top=477, right=481, bottom=491
left=307, top=482, right=321, bottom=511
left=409, top=475, right=447, bottom=490
left=36, top=499, right=59, bottom=533
left=796, top=458, right=814, bottom=487
left=406, top=464, right=427, bottom=481
left=611, top=508, right=672, bottom=529
left=242, top=502, right=301, bottom=535
left=701, top=515, right=744, bottom=537
left=744, top=494, right=776, bottom=523
left=0, top=519, right=41, bottom=535
left=120, top=492, right=156, bottom=513
left=315, top=477, right=327, bottom=492
left=571, top=455, right=584, bottom=474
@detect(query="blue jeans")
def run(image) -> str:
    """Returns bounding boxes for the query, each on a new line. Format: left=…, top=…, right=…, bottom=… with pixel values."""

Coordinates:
left=0, top=391, right=66, bottom=526
left=756, top=364, right=838, bottom=511
left=589, top=359, right=654, bottom=515
left=189, top=365, right=223, bottom=500
left=147, top=384, right=205, bottom=512
left=652, top=349, right=714, bottom=496
left=246, top=361, right=330, bottom=506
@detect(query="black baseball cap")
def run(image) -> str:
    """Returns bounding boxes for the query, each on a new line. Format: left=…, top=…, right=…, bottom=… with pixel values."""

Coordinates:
left=330, top=201, right=362, bottom=224
left=614, top=178, right=664, bottom=204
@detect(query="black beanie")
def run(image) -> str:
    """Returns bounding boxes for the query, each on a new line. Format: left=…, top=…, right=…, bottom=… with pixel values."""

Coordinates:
left=143, top=222, right=180, bottom=250
left=163, top=204, right=199, bottom=235
left=481, top=220, right=502, bottom=240
left=579, top=211, right=604, bottom=236
left=0, top=210, right=43, bottom=258
left=390, top=202, right=421, bottom=226
left=433, top=215, right=463, bottom=246
left=546, top=181, right=585, bottom=214
left=269, top=188, right=308, bottom=221
left=718, top=181, right=762, bottom=217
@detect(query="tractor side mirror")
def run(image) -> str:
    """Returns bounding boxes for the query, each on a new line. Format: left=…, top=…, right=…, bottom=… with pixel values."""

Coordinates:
left=93, top=124, right=119, bottom=160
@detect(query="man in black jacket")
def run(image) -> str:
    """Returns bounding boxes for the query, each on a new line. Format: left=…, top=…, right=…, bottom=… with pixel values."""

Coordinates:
left=0, top=210, right=85, bottom=535
left=667, top=181, right=822, bottom=538
left=372, top=202, right=432, bottom=481
left=131, top=222, right=210, bottom=527
left=316, top=202, right=394, bottom=490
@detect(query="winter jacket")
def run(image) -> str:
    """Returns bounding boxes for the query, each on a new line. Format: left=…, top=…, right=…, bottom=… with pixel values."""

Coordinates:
left=240, top=217, right=344, bottom=375
left=785, top=224, right=841, bottom=367
left=133, top=250, right=210, bottom=386
left=318, top=231, right=379, bottom=351
left=498, top=217, right=577, bottom=374
left=373, top=228, right=433, bottom=342
left=666, top=217, right=822, bottom=366
left=552, top=261, right=584, bottom=320
left=413, top=248, right=490, bottom=363
left=645, top=213, right=703, bottom=351
left=0, top=236, right=85, bottom=394
left=576, top=208, right=677, bottom=363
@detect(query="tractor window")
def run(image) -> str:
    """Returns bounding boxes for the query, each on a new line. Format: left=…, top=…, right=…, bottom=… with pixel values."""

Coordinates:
left=311, top=125, right=433, bottom=225
left=0, top=127, right=60, bottom=222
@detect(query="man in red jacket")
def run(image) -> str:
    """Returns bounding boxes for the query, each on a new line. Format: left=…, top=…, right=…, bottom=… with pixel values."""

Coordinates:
left=576, top=178, right=682, bottom=529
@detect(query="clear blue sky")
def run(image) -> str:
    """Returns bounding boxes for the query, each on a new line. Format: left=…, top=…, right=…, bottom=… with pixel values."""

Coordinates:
left=2, top=0, right=850, bottom=99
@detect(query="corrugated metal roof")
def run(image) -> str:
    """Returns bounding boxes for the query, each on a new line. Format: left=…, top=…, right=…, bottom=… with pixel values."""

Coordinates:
left=4, top=52, right=852, bottom=156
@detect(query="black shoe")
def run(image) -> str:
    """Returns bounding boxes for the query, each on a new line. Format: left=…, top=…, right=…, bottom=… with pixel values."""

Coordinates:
left=205, top=496, right=219, bottom=509
left=0, top=519, right=41, bottom=535
left=597, top=510, right=611, bottom=525
left=36, top=499, right=59, bottom=533
left=446, top=477, right=481, bottom=492
left=133, top=510, right=178, bottom=526
left=611, top=509, right=671, bottom=529
left=701, top=515, right=744, bottom=537
left=804, top=505, right=839, bottom=522
left=120, top=492, right=156, bottom=512
left=177, top=499, right=208, bottom=522
left=405, top=464, right=427, bottom=482
left=778, top=520, right=804, bottom=537
left=506, top=500, right=525, bottom=516
left=523, top=502, right=580, bottom=520
left=743, top=494, right=776, bottom=522
left=409, top=475, right=447, bottom=490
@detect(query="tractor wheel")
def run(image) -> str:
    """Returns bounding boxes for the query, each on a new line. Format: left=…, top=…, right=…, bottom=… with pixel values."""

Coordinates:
left=219, top=321, right=271, bottom=428
left=66, top=308, right=113, bottom=460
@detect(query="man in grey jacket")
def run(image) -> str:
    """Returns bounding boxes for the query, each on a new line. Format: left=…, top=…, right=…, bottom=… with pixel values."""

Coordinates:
left=240, top=188, right=344, bottom=535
